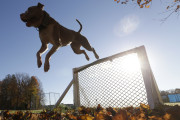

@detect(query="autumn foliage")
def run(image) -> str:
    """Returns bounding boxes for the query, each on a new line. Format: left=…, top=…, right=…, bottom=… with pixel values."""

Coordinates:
left=0, top=74, right=44, bottom=110
left=114, top=0, right=180, bottom=21
left=1, top=104, right=180, bottom=120
left=114, top=0, right=151, bottom=8
left=114, top=0, right=180, bottom=12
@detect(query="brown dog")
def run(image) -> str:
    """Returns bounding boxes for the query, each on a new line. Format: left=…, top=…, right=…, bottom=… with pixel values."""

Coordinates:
left=20, top=3, right=99, bottom=72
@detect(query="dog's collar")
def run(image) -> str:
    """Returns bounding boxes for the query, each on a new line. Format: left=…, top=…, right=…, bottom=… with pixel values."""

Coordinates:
left=38, top=11, right=50, bottom=31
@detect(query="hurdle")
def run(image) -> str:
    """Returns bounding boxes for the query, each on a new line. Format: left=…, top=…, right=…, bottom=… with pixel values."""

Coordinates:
left=53, top=45, right=163, bottom=109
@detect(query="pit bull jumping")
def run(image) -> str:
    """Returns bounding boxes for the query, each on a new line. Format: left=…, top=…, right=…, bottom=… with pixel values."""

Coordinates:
left=20, top=3, right=99, bottom=72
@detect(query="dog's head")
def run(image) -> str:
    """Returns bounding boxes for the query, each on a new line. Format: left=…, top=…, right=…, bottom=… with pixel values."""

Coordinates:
left=20, top=3, right=44, bottom=27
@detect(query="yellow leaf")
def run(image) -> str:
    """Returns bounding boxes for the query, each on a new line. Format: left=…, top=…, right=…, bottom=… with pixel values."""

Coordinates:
left=86, top=114, right=94, bottom=120
left=80, top=115, right=86, bottom=120
left=163, top=113, right=171, bottom=120
left=140, top=103, right=150, bottom=110
left=96, top=111, right=105, bottom=120
left=145, top=5, right=150, bottom=8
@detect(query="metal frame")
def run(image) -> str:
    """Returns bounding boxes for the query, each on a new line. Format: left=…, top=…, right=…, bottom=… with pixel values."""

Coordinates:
left=53, top=79, right=74, bottom=109
left=136, top=46, right=163, bottom=108
left=54, top=45, right=163, bottom=109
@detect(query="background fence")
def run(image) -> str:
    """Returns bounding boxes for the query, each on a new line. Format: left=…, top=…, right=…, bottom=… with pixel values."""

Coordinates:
left=44, top=92, right=60, bottom=106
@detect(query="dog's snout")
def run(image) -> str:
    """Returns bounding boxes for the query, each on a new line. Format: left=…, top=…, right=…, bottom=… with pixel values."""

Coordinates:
left=20, top=13, right=27, bottom=22
left=20, top=13, right=24, bottom=18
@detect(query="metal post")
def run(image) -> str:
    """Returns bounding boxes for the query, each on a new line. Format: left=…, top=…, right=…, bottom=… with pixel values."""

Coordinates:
left=53, top=79, right=74, bottom=110
left=137, top=46, right=163, bottom=109
left=49, top=92, right=51, bottom=106
left=73, top=68, right=80, bottom=107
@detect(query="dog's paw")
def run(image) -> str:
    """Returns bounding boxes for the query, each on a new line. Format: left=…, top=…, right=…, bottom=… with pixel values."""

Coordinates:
left=86, top=56, right=90, bottom=61
left=95, top=54, right=99, bottom=59
left=37, top=59, right=42, bottom=68
left=92, top=48, right=99, bottom=59
left=44, top=62, right=50, bottom=72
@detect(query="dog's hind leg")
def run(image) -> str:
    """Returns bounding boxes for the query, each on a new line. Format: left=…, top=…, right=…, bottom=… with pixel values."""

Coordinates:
left=71, top=42, right=90, bottom=61
left=80, top=37, right=99, bottom=59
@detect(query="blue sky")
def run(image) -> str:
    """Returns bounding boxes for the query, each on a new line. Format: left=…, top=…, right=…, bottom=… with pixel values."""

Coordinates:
left=0, top=0, right=180, bottom=104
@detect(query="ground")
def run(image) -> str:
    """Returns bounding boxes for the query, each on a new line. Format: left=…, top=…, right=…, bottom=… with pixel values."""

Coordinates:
left=0, top=103, right=180, bottom=120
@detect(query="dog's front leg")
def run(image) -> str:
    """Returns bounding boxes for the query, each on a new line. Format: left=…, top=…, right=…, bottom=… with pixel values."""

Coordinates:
left=36, top=43, right=48, bottom=68
left=44, top=45, right=59, bottom=72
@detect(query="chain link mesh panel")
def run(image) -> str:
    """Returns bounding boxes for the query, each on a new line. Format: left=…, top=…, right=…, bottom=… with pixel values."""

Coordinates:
left=77, top=53, right=148, bottom=108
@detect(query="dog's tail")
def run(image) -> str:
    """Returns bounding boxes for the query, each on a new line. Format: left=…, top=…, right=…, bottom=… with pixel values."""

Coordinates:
left=76, top=19, right=82, bottom=33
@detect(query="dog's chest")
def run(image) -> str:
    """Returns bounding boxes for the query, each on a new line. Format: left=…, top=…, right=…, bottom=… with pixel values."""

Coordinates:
left=39, top=24, right=55, bottom=44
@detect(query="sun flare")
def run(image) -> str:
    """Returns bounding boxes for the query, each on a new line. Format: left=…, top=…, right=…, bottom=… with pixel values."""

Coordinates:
left=100, top=53, right=141, bottom=74
left=121, top=53, right=141, bottom=73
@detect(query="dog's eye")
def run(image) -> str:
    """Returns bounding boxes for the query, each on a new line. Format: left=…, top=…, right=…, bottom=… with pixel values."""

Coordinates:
left=27, top=8, right=33, bottom=13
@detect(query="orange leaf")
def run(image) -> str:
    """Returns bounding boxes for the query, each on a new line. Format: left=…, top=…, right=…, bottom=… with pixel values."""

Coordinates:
left=145, top=5, right=150, bottom=8
left=112, top=109, right=128, bottom=120
left=163, top=113, right=171, bottom=120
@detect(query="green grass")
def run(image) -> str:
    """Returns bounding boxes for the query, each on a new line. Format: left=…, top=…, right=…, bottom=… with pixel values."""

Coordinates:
left=0, top=110, right=43, bottom=114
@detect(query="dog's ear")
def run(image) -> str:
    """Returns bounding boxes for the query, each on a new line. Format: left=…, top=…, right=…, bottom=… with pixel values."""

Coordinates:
left=37, top=3, right=44, bottom=10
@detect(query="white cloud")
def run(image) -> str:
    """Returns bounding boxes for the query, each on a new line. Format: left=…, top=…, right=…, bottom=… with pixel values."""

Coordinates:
left=114, top=15, right=140, bottom=37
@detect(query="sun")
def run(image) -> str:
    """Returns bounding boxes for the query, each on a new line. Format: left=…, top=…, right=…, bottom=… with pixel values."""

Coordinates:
left=121, top=53, right=141, bottom=73
left=100, top=53, right=141, bottom=74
